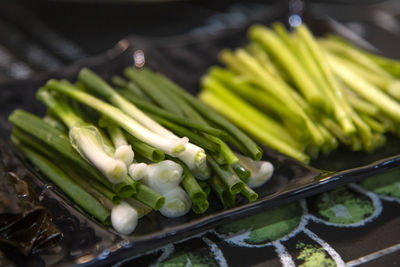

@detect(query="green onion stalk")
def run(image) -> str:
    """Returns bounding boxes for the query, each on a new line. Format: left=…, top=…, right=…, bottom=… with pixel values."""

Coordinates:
left=36, top=89, right=128, bottom=184
left=45, top=79, right=188, bottom=157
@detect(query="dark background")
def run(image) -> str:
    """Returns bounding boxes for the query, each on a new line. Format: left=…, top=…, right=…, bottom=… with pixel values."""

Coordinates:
left=0, top=0, right=399, bottom=83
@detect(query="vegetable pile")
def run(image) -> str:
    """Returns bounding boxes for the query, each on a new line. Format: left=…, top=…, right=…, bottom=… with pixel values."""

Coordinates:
left=200, top=23, right=400, bottom=164
left=8, top=67, right=273, bottom=234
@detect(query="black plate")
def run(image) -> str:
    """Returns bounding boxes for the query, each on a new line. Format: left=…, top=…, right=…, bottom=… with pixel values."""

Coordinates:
left=1, top=10, right=400, bottom=266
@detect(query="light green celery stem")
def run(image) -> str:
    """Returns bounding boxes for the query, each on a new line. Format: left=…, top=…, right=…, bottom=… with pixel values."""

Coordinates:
left=294, top=34, right=328, bottom=87
left=199, top=90, right=310, bottom=163
left=202, top=76, right=304, bottom=151
left=208, top=67, right=302, bottom=127
left=123, top=68, right=184, bottom=116
left=295, top=24, right=356, bottom=135
left=148, top=114, right=220, bottom=153
left=319, top=38, right=392, bottom=77
left=219, top=49, right=256, bottom=76
left=133, top=182, right=165, bottom=210
left=373, top=114, right=395, bottom=132
left=246, top=42, right=289, bottom=82
left=221, top=49, right=294, bottom=107
left=362, top=52, right=400, bottom=78
left=192, top=200, right=210, bottom=214
left=344, top=90, right=380, bottom=116
left=329, top=53, right=400, bottom=100
left=173, top=158, right=207, bottom=205
left=111, top=75, right=151, bottom=101
left=351, top=135, right=363, bottom=151
left=240, top=184, right=258, bottom=202
left=370, top=134, right=386, bottom=151
left=124, top=133, right=165, bottom=162
left=316, top=123, right=338, bottom=154
left=12, top=128, right=120, bottom=205
left=348, top=109, right=372, bottom=151
left=328, top=56, right=400, bottom=122
left=208, top=156, right=244, bottom=194
left=45, top=80, right=187, bottom=156
left=208, top=175, right=236, bottom=208
left=138, top=67, right=262, bottom=160
left=360, top=114, right=386, bottom=133
left=272, top=22, right=300, bottom=55
left=287, top=88, right=330, bottom=145
left=16, top=142, right=111, bottom=224
left=320, top=117, right=352, bottom=146
left=248, top=25, right=326, bottom=110
left=118, top=89, right=228, bottom=139
left=221, top=49, right=324, bottom=146
left=324, top=35, right=400, bottom=78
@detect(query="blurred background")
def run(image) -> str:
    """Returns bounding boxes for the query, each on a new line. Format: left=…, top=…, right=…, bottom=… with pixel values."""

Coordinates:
left=0, top=0, right=399, bottom=83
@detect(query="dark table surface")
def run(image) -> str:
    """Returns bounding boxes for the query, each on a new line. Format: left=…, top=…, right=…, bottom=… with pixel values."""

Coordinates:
left=0, top=0, right=399, bottom=266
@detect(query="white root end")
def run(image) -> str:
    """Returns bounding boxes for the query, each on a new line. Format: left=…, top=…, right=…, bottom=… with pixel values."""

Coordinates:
left=235, top=153, right=274, bottom=188
left=145, top=160, right=183, bottom=194
left=128, top=162, right=148, bottom=181
left=104, top=159, right=128, bottom=184
left=114, top=145, right=134, bottom=166
left=69, top=125, right=127, bottom=184
left=111, top=201, right=138, bottom=235
left=247, top=161, right=274, bottom=188
left=169, top=137, right=189, bottom=155
left=177, top=143, right=206, bottom=170
left=159, top=187, right=191, bottom=218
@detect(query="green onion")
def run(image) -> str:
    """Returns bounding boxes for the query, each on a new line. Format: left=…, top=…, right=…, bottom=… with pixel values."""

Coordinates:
left=136, top=68, right=262, bottom=160
left=125, top=133, right=165, bottom=162
left=119, top=90, right=228, bottom=139
left=208, top=175, right=236, bottom=209
left=192, top=200, right=210, bottom=214
left=240, top=184, right=258, bottom=202
left=45, top=79, right=188, bottom=156
left=111, top=201, right=138, bottom=234
left=9, top=110, right=136, bottom=197
left=14, top=140, right=110, bottom=224
left=132, top=182, right=165, bottom=211
left=207, top=156, right=244, bottom=194
left=178, top=160, right=207, bottom=205
left=159, top=187, right=192, bottom=218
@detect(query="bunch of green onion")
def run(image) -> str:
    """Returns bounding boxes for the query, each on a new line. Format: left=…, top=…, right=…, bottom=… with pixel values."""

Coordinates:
left=8, top=67, right=273, bottom=234
left=200, top=23, right=400, bottom=163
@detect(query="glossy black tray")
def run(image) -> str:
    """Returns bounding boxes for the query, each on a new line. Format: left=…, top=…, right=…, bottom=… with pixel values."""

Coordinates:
left=1, top=11, right=400, bottom=266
